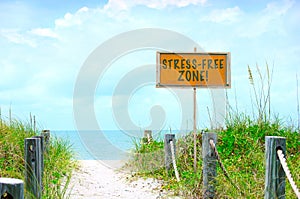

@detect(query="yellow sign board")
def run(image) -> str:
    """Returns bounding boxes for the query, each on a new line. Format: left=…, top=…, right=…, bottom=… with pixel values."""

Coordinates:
left=156, top=52, right=231, bottom=88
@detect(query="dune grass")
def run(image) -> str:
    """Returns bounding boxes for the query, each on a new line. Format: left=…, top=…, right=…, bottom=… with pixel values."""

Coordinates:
left=128, top=116, right=300, bottom=198
left=0, top=118, right=76, bottom=199
left=128, top=64, right=300, bottom=198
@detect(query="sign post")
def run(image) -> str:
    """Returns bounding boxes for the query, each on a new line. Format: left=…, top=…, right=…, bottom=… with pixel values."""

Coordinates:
left=193, top=48, right=197, bottom=173
left=193, top=86, right=197, bottom=172
left=156, top=51, right=231, bottom=173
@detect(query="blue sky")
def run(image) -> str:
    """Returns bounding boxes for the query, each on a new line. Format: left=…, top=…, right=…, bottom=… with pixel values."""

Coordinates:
left=0, top=0, right=299, bottom=131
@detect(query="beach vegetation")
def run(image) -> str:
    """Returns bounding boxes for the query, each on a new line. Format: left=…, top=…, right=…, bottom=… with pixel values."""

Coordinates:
left=0, top=117, right=76, bottom=199
left=128, top=64, right=300, bottom=198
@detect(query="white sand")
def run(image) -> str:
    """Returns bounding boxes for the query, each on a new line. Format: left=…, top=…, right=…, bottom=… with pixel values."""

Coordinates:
left=67, top=160, right=181, bottom=199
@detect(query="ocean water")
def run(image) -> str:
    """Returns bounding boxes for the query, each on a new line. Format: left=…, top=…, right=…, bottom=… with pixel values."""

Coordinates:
left=52, top=130, right=187, bottom=160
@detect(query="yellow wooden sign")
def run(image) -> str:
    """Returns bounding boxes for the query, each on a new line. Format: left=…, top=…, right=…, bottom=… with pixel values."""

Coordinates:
left=156, top=52, right=231, bottom=88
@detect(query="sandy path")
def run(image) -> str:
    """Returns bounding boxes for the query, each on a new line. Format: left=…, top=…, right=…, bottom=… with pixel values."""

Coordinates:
left=67, top=160, right=180, bottom=199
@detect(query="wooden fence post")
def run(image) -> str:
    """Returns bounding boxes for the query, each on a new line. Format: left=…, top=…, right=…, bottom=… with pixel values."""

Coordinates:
left=0, top=178, right=24, bottom=199
left=32, top=135, right=45, bottom=188
left=41, top=130, right=50, bottom=151
left=25, top=138, right=42, bottom=199
left=265, top=136, right=286, bottom=199
left=164, top=134, right=175, bottom=171
left=202, top=132, right=217, bottom=199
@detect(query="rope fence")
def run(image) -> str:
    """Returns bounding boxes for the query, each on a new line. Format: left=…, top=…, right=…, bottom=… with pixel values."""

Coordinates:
left=209, top=139, right=244, bottom=196
left=163, top=133, right=299, bottom=198
left=170, top=140, right=180, bottom=182
left=277, top=149, right=300, bottom=199
left=203, top=133, right=299, bottom=199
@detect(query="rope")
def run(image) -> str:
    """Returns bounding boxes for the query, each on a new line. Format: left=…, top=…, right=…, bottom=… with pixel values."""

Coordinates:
left=277, top=149, right=300, bottom=199
left=209, top=139, right=244, bottom=196
left=170, top=140, right=180, bottom=182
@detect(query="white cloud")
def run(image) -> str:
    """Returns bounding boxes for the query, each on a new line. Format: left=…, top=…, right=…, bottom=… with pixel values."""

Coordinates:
left=264, top=0, right=294, bottom=16
left=55, top=6, right=89, bottom=27
left=238, top=0, right=295, bottom=38
left=201, top=6, right=242, bottom=24
left=102, top=0, right=207, bottom=17
left=104, top=0, right=207, bottom=11
left=30, top=28, right=59, bottom=39
left=140, top=0, right=207, bottom=8
left=103, top=0, right=130, bottom=11
left=53, top=0, right=208, bottom=28
left=0, top=29, right=36, bottom=47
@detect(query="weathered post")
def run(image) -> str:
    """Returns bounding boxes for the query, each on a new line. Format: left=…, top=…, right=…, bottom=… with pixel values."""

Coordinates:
left=164, top=134, right=175, bottom=171
left=41, top=130, right=50, bottom=151
left=0, top=178, right=24, bottom=199
left=25, top=138, right=42, bottom=199
left=33, top=135, right=46, bottom=153
left=32, top=135, right=45, bottom=188
left=143, top=130, right=152, bottom=143
left=265, top=136, right=286, bottom=199
left=202, top=132, right=217, bottom=199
